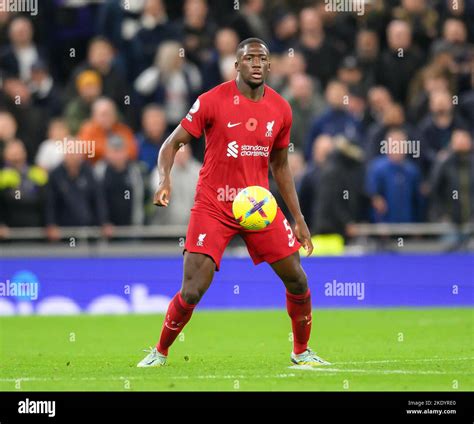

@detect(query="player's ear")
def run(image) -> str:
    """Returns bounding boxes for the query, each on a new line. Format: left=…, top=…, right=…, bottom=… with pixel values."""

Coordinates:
left=235, top=60, right=239, bottom=72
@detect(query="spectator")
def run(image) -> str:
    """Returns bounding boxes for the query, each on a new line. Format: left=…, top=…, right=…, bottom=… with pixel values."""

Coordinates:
left=297, top=7, right=342, bottom=88
left=365, top=102, right=420, bottom=161
left=65, top=70, right=103, bottom=135
left=0, top=111, right=17, bottom=167
left=286, top=73, right=326, bottom=152
left=77, top=97, right=138, bottom=163
left=299, top=135, right=334, bottom=233
left=437, top=0, right=474, bottom=42
left=376, top=20, right=424, bottom=103
left=419, top=89, right=469, bottom=171
left=429, top=129, right=474, bottom=224
left=130, top=0, right=181, bottom=76
left=271, top=149, right=305, bottom=224
left=0, top=16, right=45, bottom=82
left=228, top=0, right=270, bottom=41
left=0, top=77, right=47, bottom=161
left=45, top=142, right=112, bottom=241
left=459, top=89, right=474, bottom=132
left=134, top=41, right=202, bottom=129
left=367, top=86, right=394, bottom=125
left=268, top=11, right=298, bottom=54
left=35, top=119, right=70, bottom=172
left=392, top=0, right=439, bottom=50
left=176, top=0, right=217, bottom=67
left=366, top=128, right=423, bottom=223
left=97, top=0, right=145, bottom=50
left=431, top=18, right=473, bottom=92
left=68, top=37, right=130, bottom=120
left=149, top=144, right=200, bottom=225
left=353, top=29, right=380, bottom=90
left=407, top=64, right=454, bottom=123
left=304, top=80, right=362, bottom=161
left=337, top=56, right=368, bottom=95
left=0, top=10, right=12, bottom=47
left=0, top=140, right=47, bottom=232
left=95, top=137, right=145, bottom=226
left=29, top=60, right=62, bottom=118
left=202, top=27, right=238, bottom=91
left=136, top=104, right=167, bottom=174
left=315, top=136, right=367, bottom=239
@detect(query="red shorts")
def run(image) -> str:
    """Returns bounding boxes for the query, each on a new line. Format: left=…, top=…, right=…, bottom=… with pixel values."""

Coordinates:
left=184, top=201, right=301, bottom=270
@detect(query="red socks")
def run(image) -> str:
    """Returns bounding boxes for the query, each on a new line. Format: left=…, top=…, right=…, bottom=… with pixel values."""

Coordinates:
left=157, top=292, right=196, bottom=356
left=286, top=289, right=312, bottom=354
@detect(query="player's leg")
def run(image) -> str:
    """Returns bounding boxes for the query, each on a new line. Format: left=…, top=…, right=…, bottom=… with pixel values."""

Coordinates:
left=156, top=251, right=215, bottom=356
left=242, top=208, right=330, bottom=365
left=138, top=205, right=236, bottom=367
left=270, top=252, right=330, bottom=366
left=270, top=251, right=312, bottom=353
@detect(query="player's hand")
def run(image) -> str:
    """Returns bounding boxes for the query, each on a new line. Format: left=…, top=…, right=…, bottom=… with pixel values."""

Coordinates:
left=153, top=180, right=171, bottom=207
left=294, top=216, right=313, bottom=257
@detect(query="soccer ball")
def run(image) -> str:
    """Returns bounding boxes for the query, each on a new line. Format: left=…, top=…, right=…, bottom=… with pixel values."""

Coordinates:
left=232, top=186, right=277, bottom=230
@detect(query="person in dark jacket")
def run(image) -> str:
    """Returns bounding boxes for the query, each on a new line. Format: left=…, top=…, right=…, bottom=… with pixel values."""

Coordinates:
left=315, top=136, right=368, bottom=239
left=45, top=142, right=112, bottom=241
left=375, top=20, right=425, bottom=103
left=94, top=136, right=145, bottom=226
left=429, top=129, right=474, bottom=225
left=419, top=89, right=470, bottom=173
left=299, top=135, right=334, bottom=234
left=304, top=80, right=362, bottom=161
left=0, top=140, right=47, bottom=235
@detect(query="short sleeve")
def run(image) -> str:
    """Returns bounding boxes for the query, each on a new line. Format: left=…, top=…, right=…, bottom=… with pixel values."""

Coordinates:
left=180, top=94, right=211, bottom=138
left=273, top=101, right=292, bottom=150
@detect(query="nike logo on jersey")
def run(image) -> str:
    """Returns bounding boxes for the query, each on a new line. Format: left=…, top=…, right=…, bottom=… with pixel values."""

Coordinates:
left=227, top=122, right=242, bottom=128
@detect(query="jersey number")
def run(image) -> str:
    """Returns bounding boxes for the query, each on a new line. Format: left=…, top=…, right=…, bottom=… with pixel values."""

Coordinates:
left=283, top=219, right=296, bottom=247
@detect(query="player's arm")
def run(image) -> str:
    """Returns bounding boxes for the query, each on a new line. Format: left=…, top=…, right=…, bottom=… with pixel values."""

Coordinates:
left=153, top=125, right=193, bottom=207
left=270, top=147, right=313, bottom=256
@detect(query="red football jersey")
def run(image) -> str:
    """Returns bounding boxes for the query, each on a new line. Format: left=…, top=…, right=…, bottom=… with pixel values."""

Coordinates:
left=180, top=80, right=292, bottom=217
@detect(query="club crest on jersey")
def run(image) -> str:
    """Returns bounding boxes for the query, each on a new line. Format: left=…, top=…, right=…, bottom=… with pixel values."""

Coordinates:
left=197, top=233, right=206, bottom=246
left=265, top=120, right=275, bottom=137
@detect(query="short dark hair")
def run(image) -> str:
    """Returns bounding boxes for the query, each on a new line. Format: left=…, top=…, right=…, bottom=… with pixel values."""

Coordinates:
left=236, top=37, right=269, bottom=55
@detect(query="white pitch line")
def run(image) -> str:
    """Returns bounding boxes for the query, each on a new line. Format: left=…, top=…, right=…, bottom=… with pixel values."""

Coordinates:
left=288, top=366, right=462, bottom=375
left=333, top=357, right=474, bottom=365
left=1, top=357, right=472, bottom=383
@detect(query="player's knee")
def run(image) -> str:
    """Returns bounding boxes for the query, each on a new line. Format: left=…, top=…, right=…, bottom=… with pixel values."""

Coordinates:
left=285, top=270, right=308, bottom=295
left=180, top=287, right=202, bottom=305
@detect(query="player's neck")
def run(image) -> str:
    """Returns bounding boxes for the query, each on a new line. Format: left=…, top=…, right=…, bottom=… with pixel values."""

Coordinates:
left=235, top=76, right=265, bottom=102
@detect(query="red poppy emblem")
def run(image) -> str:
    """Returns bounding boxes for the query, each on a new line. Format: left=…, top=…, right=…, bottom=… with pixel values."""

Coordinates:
left=245, top=118, right=258, bottom=132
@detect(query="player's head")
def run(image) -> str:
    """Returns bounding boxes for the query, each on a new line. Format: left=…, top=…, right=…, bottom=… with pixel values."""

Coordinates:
left=235, top=37, right=270, bottom=88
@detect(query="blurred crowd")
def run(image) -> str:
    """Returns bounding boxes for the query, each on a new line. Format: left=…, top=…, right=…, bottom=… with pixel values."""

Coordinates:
left=0, top=0, right=473, bottom=241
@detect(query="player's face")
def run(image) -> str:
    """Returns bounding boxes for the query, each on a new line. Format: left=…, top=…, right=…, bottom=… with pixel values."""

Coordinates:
left=236, top=43, right=270, bottom=88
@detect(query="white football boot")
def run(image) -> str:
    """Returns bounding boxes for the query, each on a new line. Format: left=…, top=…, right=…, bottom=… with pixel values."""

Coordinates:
left=137, top=347, right=167, bottom=367
left=291, top=348, right=331, bottom=366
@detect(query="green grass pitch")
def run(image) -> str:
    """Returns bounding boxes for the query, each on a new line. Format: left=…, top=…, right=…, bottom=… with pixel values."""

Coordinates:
left=0, top=308, right=472, bottom=391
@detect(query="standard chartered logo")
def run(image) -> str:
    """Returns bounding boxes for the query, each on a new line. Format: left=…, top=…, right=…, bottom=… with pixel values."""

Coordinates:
left=227, top=141, right=239, bottom=158
left=226, top=141, right=269, bottom=158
